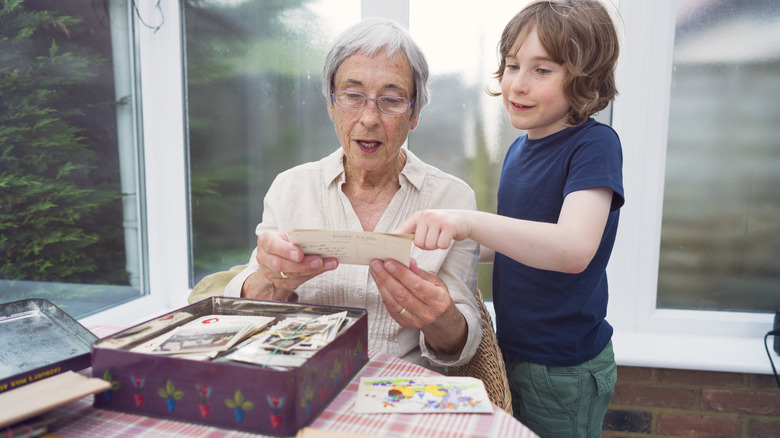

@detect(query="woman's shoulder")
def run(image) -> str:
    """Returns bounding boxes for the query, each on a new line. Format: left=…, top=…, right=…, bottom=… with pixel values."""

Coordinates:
left=404, top=149, right=476, bottom=210
left=404, top=149, right=474, bottom=194
left=273, top=149, right=342, bottom=184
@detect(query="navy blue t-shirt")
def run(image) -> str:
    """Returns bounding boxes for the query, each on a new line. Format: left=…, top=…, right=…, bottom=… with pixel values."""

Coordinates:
left=494, top=118, right=624, bottom=367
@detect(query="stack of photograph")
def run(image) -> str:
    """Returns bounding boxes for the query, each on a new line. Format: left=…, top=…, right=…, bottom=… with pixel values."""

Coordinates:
left=225, top=311, right=349, bottom=369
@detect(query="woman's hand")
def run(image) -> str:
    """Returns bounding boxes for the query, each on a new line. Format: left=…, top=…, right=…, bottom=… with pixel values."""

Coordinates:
left=369, top=258, right=467, bottom=355
left=241, top=231, right=338, bottom=300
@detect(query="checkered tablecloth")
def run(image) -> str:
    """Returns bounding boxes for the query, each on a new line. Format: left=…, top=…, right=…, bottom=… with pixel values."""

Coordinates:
left=44, top=326, right=536, bottom=437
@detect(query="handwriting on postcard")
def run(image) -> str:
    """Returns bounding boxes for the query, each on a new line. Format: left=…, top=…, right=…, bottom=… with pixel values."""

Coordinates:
left=286, top=230, right=413, bottom=267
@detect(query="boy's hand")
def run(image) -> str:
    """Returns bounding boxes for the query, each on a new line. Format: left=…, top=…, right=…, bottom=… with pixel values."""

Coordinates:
left=395, top=209, right=470, bottom=250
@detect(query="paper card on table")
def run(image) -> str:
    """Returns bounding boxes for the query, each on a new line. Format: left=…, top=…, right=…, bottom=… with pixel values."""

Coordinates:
left=354, top=376, right=493, bottom=414
left=296, top=427, right=383, bottom=438
left=287, top=230, right=413, bottom=267
left=0, top=371, right=111, bottom=428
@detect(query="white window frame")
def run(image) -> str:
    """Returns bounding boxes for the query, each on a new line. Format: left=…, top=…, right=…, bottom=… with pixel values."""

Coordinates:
left=81, top=0, right=190, bottom=326
left=84, top=0, right=779, bottom=375
left=609, top=0, right=776, bottom=374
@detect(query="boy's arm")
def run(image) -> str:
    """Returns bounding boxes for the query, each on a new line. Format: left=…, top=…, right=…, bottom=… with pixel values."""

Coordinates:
left=479, top=246, right=495, bottom=263
left=397, top=187, right=613, bottom=274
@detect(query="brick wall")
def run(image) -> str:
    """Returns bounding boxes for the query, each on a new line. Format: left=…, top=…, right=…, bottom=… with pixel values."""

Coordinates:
left=602, top=366, right=780, bottom=438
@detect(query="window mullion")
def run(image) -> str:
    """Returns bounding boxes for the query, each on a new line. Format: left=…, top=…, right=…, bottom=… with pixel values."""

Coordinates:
left=609, top=0, right=676, bottom=331
left=138, top=0, right=190, bottom=313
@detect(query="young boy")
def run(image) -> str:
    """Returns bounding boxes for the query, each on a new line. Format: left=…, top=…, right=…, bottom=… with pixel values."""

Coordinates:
left=396, top=1, right=623, bottom=436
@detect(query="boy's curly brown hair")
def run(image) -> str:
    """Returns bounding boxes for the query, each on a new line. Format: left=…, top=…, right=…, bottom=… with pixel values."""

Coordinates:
left=491, top=0, right=620, bottom=126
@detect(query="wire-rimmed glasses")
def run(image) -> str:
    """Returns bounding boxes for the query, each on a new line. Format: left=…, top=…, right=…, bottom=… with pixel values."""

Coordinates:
left=331, top=91, right=413, bottom=115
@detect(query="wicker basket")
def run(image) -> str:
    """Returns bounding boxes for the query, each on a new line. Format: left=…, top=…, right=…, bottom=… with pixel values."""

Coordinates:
left=188, top=264, right=247, bottom=303
left=457, top=291, right=514, bottom=415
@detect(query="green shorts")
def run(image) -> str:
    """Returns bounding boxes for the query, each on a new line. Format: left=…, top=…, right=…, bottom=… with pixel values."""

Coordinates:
left=504, top=341, right=616, bottom=438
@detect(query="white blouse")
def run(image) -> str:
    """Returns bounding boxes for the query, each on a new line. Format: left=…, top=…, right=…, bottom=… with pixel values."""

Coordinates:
left=224, top=148, right=481, bottom=371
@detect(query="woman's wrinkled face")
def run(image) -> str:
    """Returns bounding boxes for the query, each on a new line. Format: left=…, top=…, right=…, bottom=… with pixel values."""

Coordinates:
left=328, top=50, right=418, bottom=176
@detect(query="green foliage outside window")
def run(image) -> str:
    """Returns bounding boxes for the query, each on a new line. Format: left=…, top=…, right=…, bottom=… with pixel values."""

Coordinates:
left=0, top=0, right=128, bottom=285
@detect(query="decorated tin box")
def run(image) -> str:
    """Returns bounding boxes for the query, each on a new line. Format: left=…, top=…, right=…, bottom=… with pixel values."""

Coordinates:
left=0, top=298, right=97, bottom=395
left=91, top=297, right=368, bottom=436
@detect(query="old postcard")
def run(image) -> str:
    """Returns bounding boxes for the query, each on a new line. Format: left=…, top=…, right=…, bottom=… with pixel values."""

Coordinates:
left=226, top=311, right=350, bottom=369
left=286, top=230, right=413, bottom=267
left=133, top=314, right=275, bottom=356
left=98, top=311, right=192, bottom=349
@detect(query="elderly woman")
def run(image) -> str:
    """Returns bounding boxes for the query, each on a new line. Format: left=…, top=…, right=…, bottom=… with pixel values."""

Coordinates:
left=224, top=18, right=480, bottom=372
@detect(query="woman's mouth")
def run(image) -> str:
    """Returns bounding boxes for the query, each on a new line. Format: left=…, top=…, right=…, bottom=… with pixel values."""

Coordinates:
left=357, top=140, right=380, bottom=153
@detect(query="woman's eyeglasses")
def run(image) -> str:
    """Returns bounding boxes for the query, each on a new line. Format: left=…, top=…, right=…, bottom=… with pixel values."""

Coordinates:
left=332, top=91, right=413, bottom=115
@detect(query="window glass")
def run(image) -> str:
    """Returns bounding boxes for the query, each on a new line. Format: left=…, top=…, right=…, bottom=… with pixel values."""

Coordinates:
left=185, top=0, right=359, bottom=285
left=185, top=0, right=620, bottom=299
left=658, top=0, right=780, bottom=312
left=409, top=0, right=533, bottom=298
left=184, top=0, right=360, bottom=284
left=0, top=0, right=145, bottom=318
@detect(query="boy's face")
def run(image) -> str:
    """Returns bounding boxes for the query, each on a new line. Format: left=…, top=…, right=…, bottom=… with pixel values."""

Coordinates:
left=501, top=26, right=571, bottom=139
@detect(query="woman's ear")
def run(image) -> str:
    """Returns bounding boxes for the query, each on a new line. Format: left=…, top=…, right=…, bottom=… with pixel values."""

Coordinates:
left=327, top=105, right=334, bottom=121
left=410, top=115, right=420, bottom=131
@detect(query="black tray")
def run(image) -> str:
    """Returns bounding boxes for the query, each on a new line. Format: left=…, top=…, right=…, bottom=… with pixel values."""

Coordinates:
left=0, top=298, right=97, bottom=394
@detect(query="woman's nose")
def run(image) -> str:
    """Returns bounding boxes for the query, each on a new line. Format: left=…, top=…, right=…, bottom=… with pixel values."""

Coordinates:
left=359, top=99, right=381, bottom=125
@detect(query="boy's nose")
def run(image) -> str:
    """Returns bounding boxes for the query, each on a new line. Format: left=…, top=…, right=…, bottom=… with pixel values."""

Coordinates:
left=511, top=73, right=530, bottom=94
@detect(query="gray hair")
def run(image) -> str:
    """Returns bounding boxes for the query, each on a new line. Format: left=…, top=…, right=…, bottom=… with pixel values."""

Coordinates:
left=321, top=18, right=430, bottom=118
